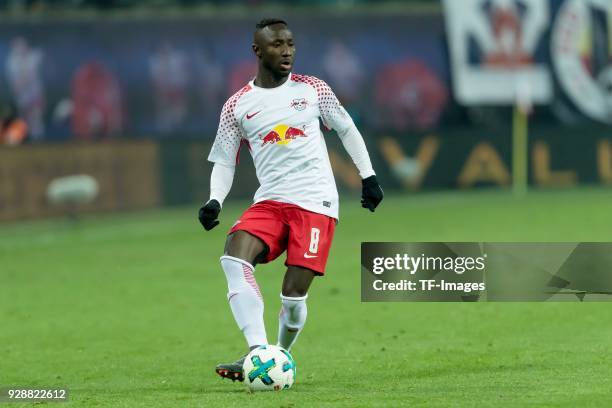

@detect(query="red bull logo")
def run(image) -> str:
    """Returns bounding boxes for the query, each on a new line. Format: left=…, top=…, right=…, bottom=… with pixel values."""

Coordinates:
left=261, top=124, right=307, bottom=146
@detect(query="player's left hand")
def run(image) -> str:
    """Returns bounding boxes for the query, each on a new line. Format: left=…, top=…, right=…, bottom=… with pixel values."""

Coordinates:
left=198, top=199, right=221, bottom=231
left=361, top=175, right=383, bottom=212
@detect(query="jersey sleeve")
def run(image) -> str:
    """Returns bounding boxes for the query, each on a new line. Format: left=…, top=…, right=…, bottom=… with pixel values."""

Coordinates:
left=317, top=80, right=354, bottom=133
left=316, top=79, right=375, bottom=179
left=207, top=100, right=243, bottom=166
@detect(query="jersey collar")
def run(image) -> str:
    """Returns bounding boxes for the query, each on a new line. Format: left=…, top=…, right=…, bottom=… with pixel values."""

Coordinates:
left=249, top=73, right=293, bottom=91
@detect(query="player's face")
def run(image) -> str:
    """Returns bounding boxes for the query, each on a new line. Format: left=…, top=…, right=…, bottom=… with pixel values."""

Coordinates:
left=253, top=25, right=295, bottom=77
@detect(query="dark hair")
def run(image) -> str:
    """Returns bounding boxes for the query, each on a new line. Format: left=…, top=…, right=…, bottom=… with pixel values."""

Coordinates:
left=255, top=18, right=287, bottom=30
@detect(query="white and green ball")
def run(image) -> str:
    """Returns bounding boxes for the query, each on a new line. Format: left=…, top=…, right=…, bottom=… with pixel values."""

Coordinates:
left=242, top=345, right=296, bottom=391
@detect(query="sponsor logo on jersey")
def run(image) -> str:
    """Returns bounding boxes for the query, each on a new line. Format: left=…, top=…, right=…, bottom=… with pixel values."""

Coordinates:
left=246, top=110, right=261, bottom=120
left=261, top=124, right=307, bottom=146
left=290, top=98, right=308, bottom=111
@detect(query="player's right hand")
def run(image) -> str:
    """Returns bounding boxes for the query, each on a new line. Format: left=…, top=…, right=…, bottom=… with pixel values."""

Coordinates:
left=198, top=199, right=221, bottom=231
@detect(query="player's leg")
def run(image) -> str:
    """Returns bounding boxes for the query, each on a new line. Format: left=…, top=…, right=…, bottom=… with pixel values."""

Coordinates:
left=277, top=206, right=336, bottom=351
left=215, top=202, right=288, bottom=381
left=224, top=230, right=268, bottom=265
left=277, top=265, right=316, bottom=351
left=216, top=231, right=267, bottom=381
left=281, top=265, right=317, bottom=297
left=221, top=230, right=269, bottom=349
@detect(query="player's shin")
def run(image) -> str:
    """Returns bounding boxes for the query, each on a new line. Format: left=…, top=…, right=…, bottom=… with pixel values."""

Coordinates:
left=220, top=255, right=268, bottom=347
left=277, top=293, right=308, bottom=351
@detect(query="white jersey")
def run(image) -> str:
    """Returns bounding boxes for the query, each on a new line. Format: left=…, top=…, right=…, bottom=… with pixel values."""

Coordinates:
left=208, top=73, right=358, bottom=219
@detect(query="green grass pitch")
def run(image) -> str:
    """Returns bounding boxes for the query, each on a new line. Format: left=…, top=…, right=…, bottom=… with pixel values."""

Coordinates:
left=2, top=188, right=612, bottom=407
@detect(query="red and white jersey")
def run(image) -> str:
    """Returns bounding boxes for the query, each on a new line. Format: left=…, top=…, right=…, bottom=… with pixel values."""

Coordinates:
left=208, top=73, right=356, bottom=219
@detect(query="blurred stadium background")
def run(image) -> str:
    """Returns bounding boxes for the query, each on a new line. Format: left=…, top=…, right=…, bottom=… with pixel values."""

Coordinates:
left=2, top=0, right=612, bottom=406
left=1, top=0, right=611, bottom=219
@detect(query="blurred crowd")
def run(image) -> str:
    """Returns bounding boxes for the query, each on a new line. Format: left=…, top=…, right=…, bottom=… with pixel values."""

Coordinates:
left=2, top=0, right=604, bottom=146
left=0, top=11, right=452, bottom=144
left=1, top=0, right=435, bottom=11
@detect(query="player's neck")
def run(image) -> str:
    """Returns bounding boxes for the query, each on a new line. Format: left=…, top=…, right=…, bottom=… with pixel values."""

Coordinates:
left=254, top=70, right=290, bottom=89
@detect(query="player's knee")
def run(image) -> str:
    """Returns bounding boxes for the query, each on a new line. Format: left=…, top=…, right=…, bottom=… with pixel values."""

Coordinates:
left=224, top=231, right=266, bottom=265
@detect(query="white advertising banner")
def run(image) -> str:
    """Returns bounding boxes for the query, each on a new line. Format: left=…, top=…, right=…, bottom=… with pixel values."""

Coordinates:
left=443, top=0, right=552, bottom=105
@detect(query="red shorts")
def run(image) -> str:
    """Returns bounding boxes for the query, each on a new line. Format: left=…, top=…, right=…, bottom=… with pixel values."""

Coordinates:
left=229, top=200, right=336, bottom=275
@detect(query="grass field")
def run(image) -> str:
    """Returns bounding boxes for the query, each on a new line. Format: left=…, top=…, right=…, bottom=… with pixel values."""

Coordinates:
left=2, top=188, right=612, bottom=407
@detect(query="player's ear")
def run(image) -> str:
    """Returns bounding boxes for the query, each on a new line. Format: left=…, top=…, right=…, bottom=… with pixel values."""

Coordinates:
left=252, top=43, right=262, bottom=58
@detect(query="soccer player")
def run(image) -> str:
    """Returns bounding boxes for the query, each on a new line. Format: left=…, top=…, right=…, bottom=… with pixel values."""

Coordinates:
left=199, top=18, right=383, bottom=382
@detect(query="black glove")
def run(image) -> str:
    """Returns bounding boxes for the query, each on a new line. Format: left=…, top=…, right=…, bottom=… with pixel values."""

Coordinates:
left=361, top=175, right=383, bottom=212
left=198, top=199, right=221, bottom=231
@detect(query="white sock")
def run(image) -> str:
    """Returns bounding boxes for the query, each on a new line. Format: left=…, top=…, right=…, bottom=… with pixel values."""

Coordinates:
left=277, top=293, right=308, bottom=351
left=220, top=255, right=267, bottom=348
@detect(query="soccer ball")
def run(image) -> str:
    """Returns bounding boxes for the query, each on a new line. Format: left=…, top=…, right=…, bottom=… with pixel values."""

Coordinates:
left=242, top=345, right=296, bottom=391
